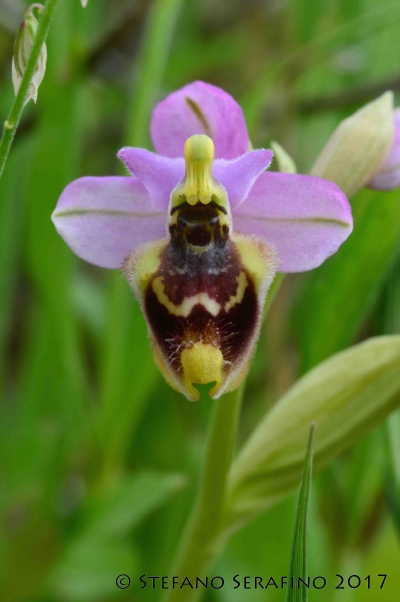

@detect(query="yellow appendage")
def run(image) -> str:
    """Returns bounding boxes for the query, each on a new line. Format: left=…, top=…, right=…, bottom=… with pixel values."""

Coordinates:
left=181, top=344, right=223, bottom=400
left=170, top=134, right=229, bottom=212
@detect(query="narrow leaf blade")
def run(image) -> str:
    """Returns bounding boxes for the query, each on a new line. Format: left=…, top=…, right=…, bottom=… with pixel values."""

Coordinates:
left=287, top=423, right=315, bottom=602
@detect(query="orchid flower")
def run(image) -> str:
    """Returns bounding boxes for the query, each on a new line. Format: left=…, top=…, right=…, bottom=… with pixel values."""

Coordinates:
left=52, top=81, right=352, bottom=400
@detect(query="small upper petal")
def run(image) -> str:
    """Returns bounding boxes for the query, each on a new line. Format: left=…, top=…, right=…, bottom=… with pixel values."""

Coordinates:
left=52, top=176, right=166, bottom=269
left=150, top=81, right=249, bottom=160
left=118, top=147, right=184, bottom=210
left=368, top=108, right=400, bottom=190
left=233, top=172, right=353, bottom=273
left=214, top=150, right=273, bottom=208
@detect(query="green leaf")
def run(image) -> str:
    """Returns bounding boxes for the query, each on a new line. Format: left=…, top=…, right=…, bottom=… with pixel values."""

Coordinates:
left=223, top=336, right=400, bottom=534
left=25, top=78, right=89, bottom=448
left=295, top=190, right=400, bottom=373
left=48, top=539, right=138, bottom=602
left=242, top=3, right=400, bottom=135
left=384, top=411, right=400, bottom=535
left=0, top=138, right=31, bottom=388
left=85, top=470, right=187, bottom=538
left=48, top=471, right=186, bottom=601
left=287, top=423, right=315, bottom=602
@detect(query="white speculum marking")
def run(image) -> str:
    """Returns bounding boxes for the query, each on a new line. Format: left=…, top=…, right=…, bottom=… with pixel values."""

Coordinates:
left=152, top=273, right=248, bottom=318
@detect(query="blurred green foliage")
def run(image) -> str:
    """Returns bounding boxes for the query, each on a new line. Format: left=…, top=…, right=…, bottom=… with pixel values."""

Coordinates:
left=1, top=0, right=400, bottom=601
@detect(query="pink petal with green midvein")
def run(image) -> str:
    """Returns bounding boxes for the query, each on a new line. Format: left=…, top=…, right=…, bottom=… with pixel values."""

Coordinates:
left=368, top=108, right=400, bottom=190
left=150, top=81, right=249, bottom=160
left=52, top=176, right=166, bottom=269
left=233, top=172, right=353, bottom=273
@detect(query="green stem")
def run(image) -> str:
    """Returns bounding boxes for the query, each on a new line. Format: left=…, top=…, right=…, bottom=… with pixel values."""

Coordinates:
left=163, top=386, right=244, bottom=602
left=0, top=0, right=60, bottom=179
left=163, top=275, right=286, bottom=602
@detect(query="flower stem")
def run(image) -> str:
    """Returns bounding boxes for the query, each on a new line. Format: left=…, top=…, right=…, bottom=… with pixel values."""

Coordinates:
left=163, top=386, right=244, bottom=602
left=0, top=0, right=60, bottom=179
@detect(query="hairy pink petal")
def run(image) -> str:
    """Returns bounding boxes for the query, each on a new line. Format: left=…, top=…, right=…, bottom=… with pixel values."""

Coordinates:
left=233, top=172, right=353, bottom=273
left=214, top=150, right=273, bottom=208
left=151, top=81, right=249, bottom=160
left=52, top=177, right=166, bottom=269
left=118, top=147, right=184, bottom=210
left=369, top=108, right=400, bottom=190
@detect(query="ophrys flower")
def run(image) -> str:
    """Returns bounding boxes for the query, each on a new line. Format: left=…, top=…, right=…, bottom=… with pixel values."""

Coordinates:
left=52, top=81, right=353, bottom=400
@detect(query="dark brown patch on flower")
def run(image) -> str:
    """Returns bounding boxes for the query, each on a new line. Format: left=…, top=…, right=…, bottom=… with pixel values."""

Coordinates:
left=142, top=202, right=259, bottom=383
left=124, top=197, right=277, bottom=399
left=144, top=269, right=258, bottom=376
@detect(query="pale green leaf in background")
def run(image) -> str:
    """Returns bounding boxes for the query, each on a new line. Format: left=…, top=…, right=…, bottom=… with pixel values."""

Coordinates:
left=48, top=471, right=186, bottom=601
left=85, top=470, right=187, bottom=538
left=48, top=539, right=137, bottom=602
left=224, top=336, right=400, bottom=533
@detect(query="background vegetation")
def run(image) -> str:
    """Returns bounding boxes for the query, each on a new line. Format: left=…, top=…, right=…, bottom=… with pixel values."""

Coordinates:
left=1, top=0, right=400, bottom=600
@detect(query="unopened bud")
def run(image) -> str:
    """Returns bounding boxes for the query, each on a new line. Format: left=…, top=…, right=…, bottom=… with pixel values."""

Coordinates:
left=270, top=141, right=297, bottom=173
left=12, top=4, right=47, bottom=107
left=80, top=0, right=89, bottom=6
left=310, top=92, right=394, bottom=198
left=368, top=108, right=400, bottom=191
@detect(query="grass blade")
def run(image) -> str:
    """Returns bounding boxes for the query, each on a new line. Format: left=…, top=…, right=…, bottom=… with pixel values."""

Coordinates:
left=287, top=422, right=315, bottom=602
